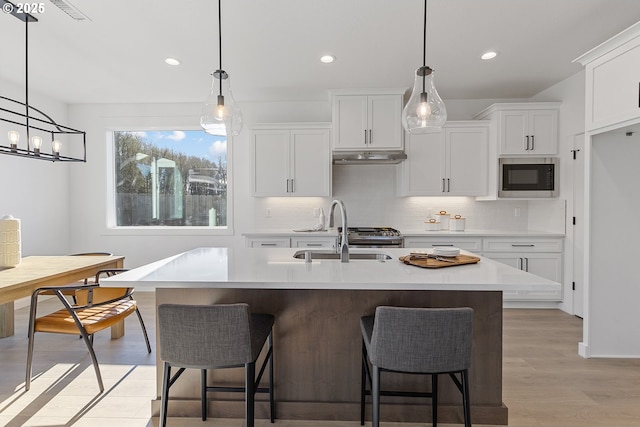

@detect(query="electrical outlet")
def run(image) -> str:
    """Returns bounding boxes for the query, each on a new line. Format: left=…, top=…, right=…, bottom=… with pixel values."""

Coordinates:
left=313, top=208, right=320, bottom=217
left=265, top=208, right=271, bottom=218
left=514, top=207, right=521, bottom=217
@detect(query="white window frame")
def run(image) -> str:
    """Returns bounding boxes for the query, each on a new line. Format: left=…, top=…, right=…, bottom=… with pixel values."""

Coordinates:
left=104, top=125, right=234, bottom=236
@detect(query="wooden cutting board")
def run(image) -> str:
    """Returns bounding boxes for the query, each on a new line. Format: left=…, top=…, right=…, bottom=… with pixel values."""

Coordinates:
left=399, top=254, right=481, bottom=269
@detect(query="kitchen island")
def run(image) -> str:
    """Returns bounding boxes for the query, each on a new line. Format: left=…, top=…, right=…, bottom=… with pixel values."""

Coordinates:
left=102, top=247, right=561, bottom=425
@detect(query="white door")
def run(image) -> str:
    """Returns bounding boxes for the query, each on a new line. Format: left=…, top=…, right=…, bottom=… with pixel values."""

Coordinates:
left=572, top=134, right=585, bottom=317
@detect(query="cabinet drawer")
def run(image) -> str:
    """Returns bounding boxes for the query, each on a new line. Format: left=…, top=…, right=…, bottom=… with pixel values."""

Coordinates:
left=291, top=237, right=336, bottom=249
left=247, top=238, right=290, bottom=248
left=403, top=237, right=482, bottom=252
left=483, top=238, right=563, bottom=253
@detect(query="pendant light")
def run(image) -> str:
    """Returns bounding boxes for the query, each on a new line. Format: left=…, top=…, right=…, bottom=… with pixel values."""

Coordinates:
left=200, top=0, right=243, bottom=137
left=402, top=0, right=447, bottom=134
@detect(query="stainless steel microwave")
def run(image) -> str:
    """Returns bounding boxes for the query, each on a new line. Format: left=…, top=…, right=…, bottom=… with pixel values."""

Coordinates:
left=499, top=157, right=558, bottom=198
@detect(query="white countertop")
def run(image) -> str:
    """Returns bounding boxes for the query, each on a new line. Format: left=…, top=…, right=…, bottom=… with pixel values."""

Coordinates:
left=102, top=247, right=561, bottom=293
left=242, top=228, right=564, bottom=238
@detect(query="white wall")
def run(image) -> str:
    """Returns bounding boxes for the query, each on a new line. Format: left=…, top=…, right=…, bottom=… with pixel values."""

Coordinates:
left=0, top=77, right=71, bottom=256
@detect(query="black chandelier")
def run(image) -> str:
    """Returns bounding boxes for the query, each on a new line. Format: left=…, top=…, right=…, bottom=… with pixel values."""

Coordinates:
left=0, top=0, right=86, bottom=162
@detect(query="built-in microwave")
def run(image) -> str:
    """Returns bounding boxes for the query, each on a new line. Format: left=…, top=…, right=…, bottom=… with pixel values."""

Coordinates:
left=499, top=157, right=558, bottom=198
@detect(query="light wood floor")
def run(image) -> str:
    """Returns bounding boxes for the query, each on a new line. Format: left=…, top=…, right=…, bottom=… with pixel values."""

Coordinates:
left=1, top=293, right=640, bottom=426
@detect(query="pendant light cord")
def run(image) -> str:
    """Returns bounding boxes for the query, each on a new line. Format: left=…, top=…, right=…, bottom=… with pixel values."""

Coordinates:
left=422, top=0, right=427, bottom=68
left=218, top=0, right=223, bottom=95
left=422, top=0, right=427, bottom=93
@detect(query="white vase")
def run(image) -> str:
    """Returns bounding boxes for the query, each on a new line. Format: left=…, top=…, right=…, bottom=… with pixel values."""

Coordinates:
left=0, top=215, right=21, bottom=268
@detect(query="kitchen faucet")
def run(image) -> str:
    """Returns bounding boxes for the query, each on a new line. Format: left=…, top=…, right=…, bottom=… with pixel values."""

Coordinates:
left=328, top=199, right=349, bottom=263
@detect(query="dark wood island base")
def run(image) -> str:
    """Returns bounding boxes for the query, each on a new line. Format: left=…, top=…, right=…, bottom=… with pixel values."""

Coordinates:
left=153, top=288, right=508, bottom=425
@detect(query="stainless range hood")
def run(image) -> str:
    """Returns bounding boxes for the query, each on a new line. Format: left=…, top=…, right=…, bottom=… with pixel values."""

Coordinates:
left=332, top=151, right=407, bottom=165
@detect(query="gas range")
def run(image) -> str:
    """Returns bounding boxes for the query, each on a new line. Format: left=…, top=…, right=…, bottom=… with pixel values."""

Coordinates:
left=338, top=227, right=403, bottom=248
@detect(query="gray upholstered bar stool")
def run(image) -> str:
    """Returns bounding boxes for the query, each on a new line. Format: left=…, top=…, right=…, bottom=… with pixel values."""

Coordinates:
left=157, top=303, right=275, bottom=427
left=360, top=306, right=474, bottom=427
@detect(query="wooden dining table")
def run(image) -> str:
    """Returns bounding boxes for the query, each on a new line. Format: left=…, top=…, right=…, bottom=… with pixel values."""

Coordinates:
left=0, top=255, right=125, bottom=338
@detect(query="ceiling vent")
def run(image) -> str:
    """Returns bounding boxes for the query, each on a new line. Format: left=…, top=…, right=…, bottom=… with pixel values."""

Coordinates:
left=49, top=0, right=91, bottom=21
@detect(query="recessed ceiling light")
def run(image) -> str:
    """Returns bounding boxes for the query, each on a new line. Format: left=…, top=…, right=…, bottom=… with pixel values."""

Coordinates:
left=165, top=58, right=181, bottom=66
left=320, top=55, right=335, bottom=64
left=481, top=51, right=498, bottom=60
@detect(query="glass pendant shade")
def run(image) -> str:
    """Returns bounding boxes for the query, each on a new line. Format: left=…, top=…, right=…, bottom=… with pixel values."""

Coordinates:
left=200, top=70, right=243, bottom=137
left=402, top=66, right=447, bottom=134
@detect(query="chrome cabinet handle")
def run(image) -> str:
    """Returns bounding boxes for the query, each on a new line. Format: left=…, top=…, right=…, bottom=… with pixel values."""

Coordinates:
left=447, top=178, right=450, bottom=193
left=518, top=257, right=523, bottom=270
left=291, top=178, right=294, bottom=193
left=369, top=129, right=372, bottom=145
left=531, top=135, right=535, bottom=150
left=261, top=243, right=278, bottom=247
left=512, top=244, right=535, bottom=247
left=286, top=179, right=290, bottom=193
left=524, top=136, right=529, bottom=150
left=364, top=129, right=368, bottom=144
left=306, top=243, right=323, bottom=247
left=524, top=257, right=529, bottom=272
left=442, top=178, right=446, bottom=192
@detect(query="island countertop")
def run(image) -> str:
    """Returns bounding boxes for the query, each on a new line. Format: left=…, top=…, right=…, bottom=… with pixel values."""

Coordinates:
left=102, top=246, right=560, bottom=293
left=102, top=246, right=525, bottom=424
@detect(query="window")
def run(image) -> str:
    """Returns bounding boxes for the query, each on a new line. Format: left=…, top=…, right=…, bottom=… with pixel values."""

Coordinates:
left=113, top=130, right=228, bottom=228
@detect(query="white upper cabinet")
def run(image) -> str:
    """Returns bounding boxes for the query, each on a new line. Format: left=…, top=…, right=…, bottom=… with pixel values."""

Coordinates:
left=398, top=121, right=489, bottom=196
left=252, top=124, right=331, bottom=197
left=331, top=90, right=404, bottom=150
left=574, top=22, right=640, bottom=133
left=475, top=103, right=560, bottom=156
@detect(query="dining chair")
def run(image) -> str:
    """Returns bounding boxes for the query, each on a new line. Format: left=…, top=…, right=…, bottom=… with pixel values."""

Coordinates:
left=25, top=269, right=151, bottom=393
left=157, top=303, right=275, bottom=427
left=39, top=252, right=115, bottom=303
left=360, top=306, right=474, bottom=427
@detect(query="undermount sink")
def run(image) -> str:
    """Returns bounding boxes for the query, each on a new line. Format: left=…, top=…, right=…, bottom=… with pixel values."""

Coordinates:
left=292, top=250, right=392, bottom=261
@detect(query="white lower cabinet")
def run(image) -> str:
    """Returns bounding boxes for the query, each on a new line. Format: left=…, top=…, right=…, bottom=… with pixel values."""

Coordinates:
left=483, top=237, right=563, bottom=301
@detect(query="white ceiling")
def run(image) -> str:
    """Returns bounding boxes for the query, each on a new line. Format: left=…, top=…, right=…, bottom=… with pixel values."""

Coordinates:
left=1, top=0, right=640, bottom=105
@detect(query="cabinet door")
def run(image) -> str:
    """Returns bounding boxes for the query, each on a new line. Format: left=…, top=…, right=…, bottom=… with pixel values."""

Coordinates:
left=400, top=131, right=444, bottom=195
left=291, top=129, right=331, bottom=196
left=486, top=252, right=562, bottom=301
left=333, top=95, right=368, bottom=149
left=446, top=126, right=488, bottom=196
left=252, top=131, right=290, bottom=196
left=524, top=253, right=563, bottom=283
left=499, top=110, right=528, bottom=154
left=368, top=95, right=403, bottom=149
left=590, top=42, right=640, bottom=131
left=528, top=110, right=558, bottom=155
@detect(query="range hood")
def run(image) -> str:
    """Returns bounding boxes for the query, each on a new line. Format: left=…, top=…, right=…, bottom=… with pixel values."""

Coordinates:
left=332, top=151, right=407, bottom=165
